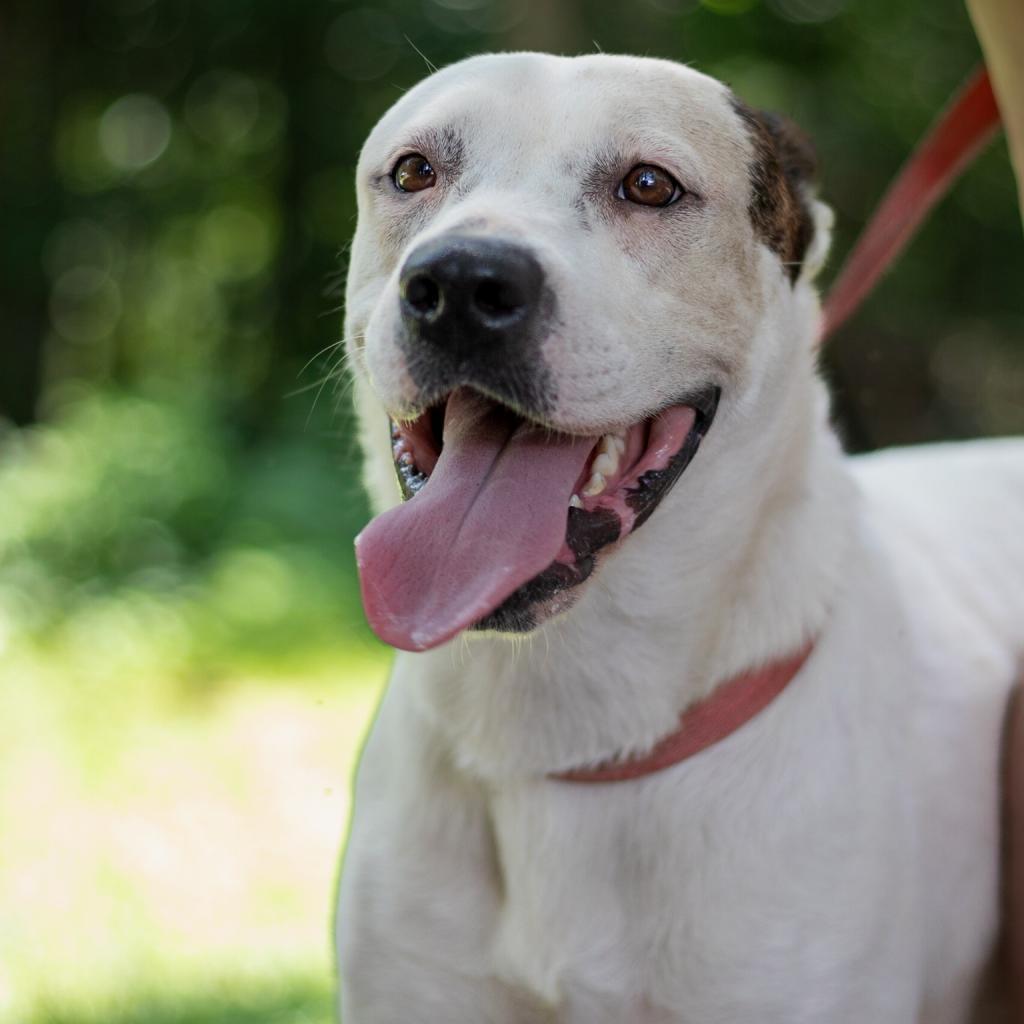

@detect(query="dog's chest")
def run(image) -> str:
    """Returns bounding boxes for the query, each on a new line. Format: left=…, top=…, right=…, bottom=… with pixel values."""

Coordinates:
left=485, top=719, right=918, bottom=1024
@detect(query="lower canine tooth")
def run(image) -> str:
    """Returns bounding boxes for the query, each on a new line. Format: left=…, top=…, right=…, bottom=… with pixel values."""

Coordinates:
left=569, top=494, right=582, bottom=509
left=582, top=472, right=606, bottom=497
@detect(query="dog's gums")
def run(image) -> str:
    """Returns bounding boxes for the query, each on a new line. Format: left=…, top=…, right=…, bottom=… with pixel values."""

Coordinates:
left=369, top=385, right=720, bottom=644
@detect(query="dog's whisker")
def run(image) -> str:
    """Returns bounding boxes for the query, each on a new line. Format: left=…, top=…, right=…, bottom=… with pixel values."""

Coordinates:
left=404, top=34, right=438, bottom=75
left=296, top=337, right=347, bottom=377
left=283, top=374, right=338, bottom=400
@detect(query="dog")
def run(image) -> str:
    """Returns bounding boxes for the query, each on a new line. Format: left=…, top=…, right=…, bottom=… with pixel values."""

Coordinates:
left=336, top=52, right=1024, bottom=1022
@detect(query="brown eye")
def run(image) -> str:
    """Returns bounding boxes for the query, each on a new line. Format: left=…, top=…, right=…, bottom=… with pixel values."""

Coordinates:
left=393, top=153, right=436, bottom=193
left=619, top=164, right=682, bottom=207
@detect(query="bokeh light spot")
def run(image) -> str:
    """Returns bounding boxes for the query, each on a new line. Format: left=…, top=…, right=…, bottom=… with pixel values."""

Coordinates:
left=197, top=204, right=276, bottom=282
left=43, top=219, right=121, bottom=281
left=211, top=549, right=294, bottom=626
left=184, top=71, right=261, bottom=150
left=49, top=267, right=122, bottom=343
left=98, top=94, right=172, bottom=172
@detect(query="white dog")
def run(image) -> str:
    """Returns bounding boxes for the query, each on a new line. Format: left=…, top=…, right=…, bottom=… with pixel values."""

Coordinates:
left=336, top=53, right=1024, bottom=1023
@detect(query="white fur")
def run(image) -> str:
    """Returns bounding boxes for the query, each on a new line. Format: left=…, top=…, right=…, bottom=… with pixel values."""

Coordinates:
left=337, top=53, right=1024, bottom=1022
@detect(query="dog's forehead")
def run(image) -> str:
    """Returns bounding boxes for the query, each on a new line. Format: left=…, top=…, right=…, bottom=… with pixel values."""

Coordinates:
left=360, top=53, right=751, bottom=183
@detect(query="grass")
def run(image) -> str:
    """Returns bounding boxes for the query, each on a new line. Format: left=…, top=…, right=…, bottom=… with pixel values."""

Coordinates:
left=23, top=975, right=333, bottom=1024
left=0, top=641, right=388, bottom=1024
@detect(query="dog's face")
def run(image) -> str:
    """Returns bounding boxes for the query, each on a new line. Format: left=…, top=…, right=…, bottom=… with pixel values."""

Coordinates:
left=345, top=53, right=828, bottom=652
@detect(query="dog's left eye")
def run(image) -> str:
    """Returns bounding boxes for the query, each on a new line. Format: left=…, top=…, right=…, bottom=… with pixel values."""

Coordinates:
left=618, top=164, right=682, bottom=207
left=393, top=153, right=437, bottom=193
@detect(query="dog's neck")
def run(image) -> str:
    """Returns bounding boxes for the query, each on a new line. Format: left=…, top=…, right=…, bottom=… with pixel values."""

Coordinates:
left=383, top=319, right=857, bottom=782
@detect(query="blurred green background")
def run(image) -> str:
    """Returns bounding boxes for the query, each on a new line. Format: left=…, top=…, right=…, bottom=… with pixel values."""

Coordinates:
left=0, top=0, right=1021, bottom=1021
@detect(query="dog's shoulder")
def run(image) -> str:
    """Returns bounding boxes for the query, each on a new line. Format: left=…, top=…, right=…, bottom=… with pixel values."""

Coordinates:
left=850, top=437, right=1024, bottom=653
left=850, top=437, right=1024, bottom=536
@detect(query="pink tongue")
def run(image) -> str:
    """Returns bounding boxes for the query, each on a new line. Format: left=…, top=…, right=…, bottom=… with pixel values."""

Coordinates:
left=356, top=389, right=597, bottom=651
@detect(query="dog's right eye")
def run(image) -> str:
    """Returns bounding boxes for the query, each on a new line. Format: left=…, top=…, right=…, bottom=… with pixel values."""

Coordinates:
left=393, top=154, right=437, bottom=193
left=618, top=164, right=682, bottom=207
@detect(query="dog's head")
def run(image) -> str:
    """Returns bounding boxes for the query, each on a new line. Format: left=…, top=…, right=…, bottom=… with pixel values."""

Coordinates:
left=344, top=53, right=832, bottom=651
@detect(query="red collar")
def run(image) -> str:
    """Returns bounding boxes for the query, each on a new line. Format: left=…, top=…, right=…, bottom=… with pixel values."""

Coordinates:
left=550, top=642, right=815, bottom=783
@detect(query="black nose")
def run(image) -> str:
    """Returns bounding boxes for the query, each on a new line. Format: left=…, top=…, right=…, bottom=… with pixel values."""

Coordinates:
left=399, top=235, right=544, bottom=355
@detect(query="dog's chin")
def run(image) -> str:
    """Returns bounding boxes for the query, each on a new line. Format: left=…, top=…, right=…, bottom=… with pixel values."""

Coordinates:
left=387, top=384, right=720, bottom=640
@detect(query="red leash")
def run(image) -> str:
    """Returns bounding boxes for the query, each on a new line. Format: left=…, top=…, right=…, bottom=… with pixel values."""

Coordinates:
left=556, top=65, right=1004, bottom=785
left=822, top=66, right=1002, bottom=341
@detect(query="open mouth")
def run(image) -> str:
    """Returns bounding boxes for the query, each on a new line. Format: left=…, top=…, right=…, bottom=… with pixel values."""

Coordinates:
left=355, top=385, right=719, bottom=652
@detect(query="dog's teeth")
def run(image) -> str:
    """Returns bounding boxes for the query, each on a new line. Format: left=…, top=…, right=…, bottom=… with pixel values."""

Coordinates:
left=582, top=472, right=606, bottom=497
left=594, top=434, right=622, bottom=480
left=613, top=434, right=626, bottom=453
left=569, top=494, right=583, bottom=509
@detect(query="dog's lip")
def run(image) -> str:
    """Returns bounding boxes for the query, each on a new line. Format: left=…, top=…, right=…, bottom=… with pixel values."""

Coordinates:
left=559, top=386, right=720, bottom=552
left=388, top=386, right=720, bottom=501
left=386, top=378, right=724, bottom=438
left=391, top=396, right=622, bottom=443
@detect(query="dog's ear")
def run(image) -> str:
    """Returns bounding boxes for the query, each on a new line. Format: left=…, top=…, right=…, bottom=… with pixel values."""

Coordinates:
left=731, top=100, right=832, bottom=284
left=763, top=111, right=834, bottom=283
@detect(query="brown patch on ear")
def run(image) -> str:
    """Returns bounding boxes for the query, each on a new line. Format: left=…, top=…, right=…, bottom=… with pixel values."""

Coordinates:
left=730, top=98, right=817, bottom=285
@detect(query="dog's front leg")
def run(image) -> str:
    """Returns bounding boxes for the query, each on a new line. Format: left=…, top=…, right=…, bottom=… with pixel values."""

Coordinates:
left=336, top=670, right=548, bottom=1024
